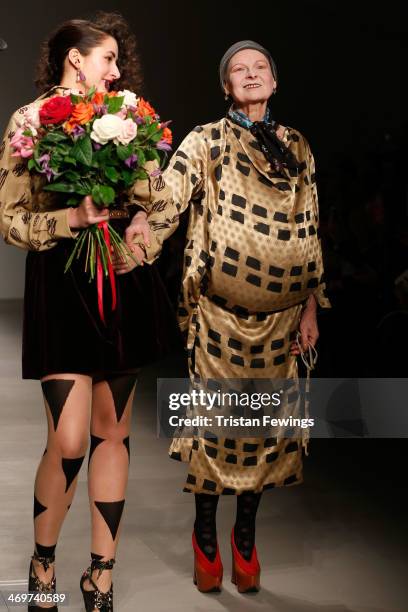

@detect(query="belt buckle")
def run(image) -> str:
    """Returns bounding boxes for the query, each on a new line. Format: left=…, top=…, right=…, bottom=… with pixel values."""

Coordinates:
left=109, top=208, right=129, bottom=219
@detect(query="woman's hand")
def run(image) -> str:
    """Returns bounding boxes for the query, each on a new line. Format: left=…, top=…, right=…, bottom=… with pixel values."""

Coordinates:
left=67, top=195, right=109, bottom=229
left=113, top=211, right=150, bottom=275
left=112, top=245, right=145, bottom=275
left=124, top=210, right=151, bottom=247
left=290, top=294, right=319, bottom=355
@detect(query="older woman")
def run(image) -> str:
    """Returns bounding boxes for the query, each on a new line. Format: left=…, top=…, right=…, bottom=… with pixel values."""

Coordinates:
left=131, top=40, right=330, bottom=593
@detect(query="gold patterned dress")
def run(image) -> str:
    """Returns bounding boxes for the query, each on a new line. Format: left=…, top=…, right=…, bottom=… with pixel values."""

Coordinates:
left=138, top=115, right=331, bottom=495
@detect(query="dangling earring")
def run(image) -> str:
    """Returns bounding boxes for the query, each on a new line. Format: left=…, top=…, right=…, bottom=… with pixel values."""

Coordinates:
left=76, top=68, right=86, bottom=83
left=224, top=93, right=229, bottom=101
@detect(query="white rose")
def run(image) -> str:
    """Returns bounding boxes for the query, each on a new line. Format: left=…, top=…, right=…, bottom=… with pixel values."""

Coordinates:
left=91, top=114, right=124, bottom=145
left=114, top=118, right=138, bottom=145
left=117, top=89, right=139, bottom=108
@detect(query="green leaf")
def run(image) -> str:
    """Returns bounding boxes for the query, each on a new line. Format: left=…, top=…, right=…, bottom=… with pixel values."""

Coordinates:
left=116, top=144, right=133, bottom=161
left=133, top=167, right=149, bottom=180
left=86, top=86, right=96, bottom=100
left=104, top=166, right=120, bottom=183
left=71, top=135, right=93, bottom=166
left=91, top=184, right=116, bottom=206
left=121, top=170, right=135, bottom=187
left=107, top=96, right=125, bottom=114
left=145, top=149, right=160, bottom=162
left=42, top=182, right=77, bottom=193
left=150, top=131, right=163, bottom=143
left=27, top=159, right=36, bottom=171
left=70, top=94, right=82, bottom=104
left=63, top=156, right=77, bottom=165
left=55, top=144, right=70, bottom=156
left=41, top=131, right=69, bottom=144
left=63, top=170, right=81, bottom=182
left=43, top=182, right=88, bottom=195
left=66, top=196, right=80, bottom=207
left=94, top=143, right=115, bottom=165
left=135, top=148, right=146, bottom=167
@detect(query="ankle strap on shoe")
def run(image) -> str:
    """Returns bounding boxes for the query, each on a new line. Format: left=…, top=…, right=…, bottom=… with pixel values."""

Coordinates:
left=31, top=551, right=55, bottom=572
left=90, top=558, right=115, bottom=578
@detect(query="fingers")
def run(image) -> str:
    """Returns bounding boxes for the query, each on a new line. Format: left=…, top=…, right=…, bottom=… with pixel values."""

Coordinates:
left=125, top=224, right=150, bottom=249
left=90, top=206, right=109, bottom=224
left=289, top=341, right=301, bottom=356
left=130, top=245, right=145, bottom=265
left=115, top=261, right=138, bottom=275
left=125, top=227, right=138, bottom=242
left=112, top=245, right=145, bottom=275
left=80, top=197, right=109, bottom=225
left=142, top=226, right=151, bottom=247
left=301, top=332, right=310, bottom=352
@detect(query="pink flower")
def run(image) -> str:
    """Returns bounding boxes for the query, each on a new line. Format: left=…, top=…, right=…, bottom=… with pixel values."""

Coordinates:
left=114, top=118, right=137, bottom=145
left=24, top=106, right=41, bottom=130
left=10, top=127, right=35, bottom=158
left=156, top=139, right=172, bottom=151
left=14, top=106, right=41, bottom=137
left=115, top=107, right=128, bottom=120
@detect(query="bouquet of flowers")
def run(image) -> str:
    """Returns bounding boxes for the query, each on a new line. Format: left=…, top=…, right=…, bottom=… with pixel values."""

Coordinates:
left=11, top=87, right=172, bottom=321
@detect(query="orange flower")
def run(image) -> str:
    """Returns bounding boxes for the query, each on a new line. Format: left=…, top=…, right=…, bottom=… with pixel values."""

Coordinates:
left=71, top=102, right=95, bottom=124
left=92, top=92, right=105, bottom=105
left=162, top=126, right=172, bottom=144
left=64, top=102, right=95, bottom=133
left=63, top=121, right=74, bottom=134
left=137, top=98, right=156, bottom=118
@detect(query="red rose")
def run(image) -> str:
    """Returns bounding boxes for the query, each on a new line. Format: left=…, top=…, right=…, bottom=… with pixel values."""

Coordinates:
left=39, top=96, right=73, bottom=125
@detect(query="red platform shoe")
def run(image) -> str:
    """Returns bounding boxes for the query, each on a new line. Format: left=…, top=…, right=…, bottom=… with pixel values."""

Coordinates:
left=192, top=531, right=223, bottom=592
left=231, top=528, right=260, bottom=593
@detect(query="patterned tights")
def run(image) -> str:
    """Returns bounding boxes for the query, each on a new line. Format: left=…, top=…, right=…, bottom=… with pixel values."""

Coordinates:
left=33, top=373, right=137, bottom=575
left=194, top=491, right=262, bottom=562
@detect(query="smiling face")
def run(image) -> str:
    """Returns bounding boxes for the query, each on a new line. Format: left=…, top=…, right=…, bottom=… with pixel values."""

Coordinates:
left=67, top=35, right=121, bottom=92
left=224, top=48, right=275, bottom=107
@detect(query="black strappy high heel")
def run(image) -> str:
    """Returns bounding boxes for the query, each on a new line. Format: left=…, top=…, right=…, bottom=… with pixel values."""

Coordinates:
left=28, top=551, right=58, bottom=611
left=80, top=558, right=115, bottom=611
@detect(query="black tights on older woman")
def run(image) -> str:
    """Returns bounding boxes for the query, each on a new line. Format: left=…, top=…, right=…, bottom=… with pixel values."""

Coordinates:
left=194, top=492, right=262, bottom=562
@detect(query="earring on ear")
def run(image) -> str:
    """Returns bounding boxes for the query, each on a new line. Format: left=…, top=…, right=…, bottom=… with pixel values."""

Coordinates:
left=224, top=93, right=229, bottom=101
left=76, top=65, right=86, bottom=83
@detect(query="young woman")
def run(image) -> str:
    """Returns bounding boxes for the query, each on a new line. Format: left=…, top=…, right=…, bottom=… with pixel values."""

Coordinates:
left=0, top=12, right=179, bottom=612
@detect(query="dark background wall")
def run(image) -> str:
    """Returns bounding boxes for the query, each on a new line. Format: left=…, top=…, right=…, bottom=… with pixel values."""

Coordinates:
left=1, top=1, right=407, bottom=160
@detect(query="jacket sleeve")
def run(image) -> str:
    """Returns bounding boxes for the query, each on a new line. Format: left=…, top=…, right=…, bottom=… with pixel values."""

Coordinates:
left=128, top=128, right=207, bottom=264
left=0, top=110, right=77, bottom=251
left=305, top=139, right=331, bottom=309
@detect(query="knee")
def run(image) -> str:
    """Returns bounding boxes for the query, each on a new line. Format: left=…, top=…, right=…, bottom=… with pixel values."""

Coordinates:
left=56, top=434, right=89, bottom=458
left=92, top=416, right=129, bottom=442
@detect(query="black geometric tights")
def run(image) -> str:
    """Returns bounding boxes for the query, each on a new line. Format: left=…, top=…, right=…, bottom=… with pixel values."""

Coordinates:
left=33, top=373, right=137, bottom=564
left=194, top=491, right=262, bottom=562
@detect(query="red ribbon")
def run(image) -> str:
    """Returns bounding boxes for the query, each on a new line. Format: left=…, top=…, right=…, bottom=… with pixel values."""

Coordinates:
left=96, top=221, right=117, bottom=324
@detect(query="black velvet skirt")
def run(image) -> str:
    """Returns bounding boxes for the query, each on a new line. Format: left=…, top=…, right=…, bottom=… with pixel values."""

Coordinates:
left=22, top=218, right=182, bottom=380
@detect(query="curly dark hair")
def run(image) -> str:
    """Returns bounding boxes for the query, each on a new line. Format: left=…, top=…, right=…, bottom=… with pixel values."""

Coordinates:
left=35, top=11, right=143, bottom=95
